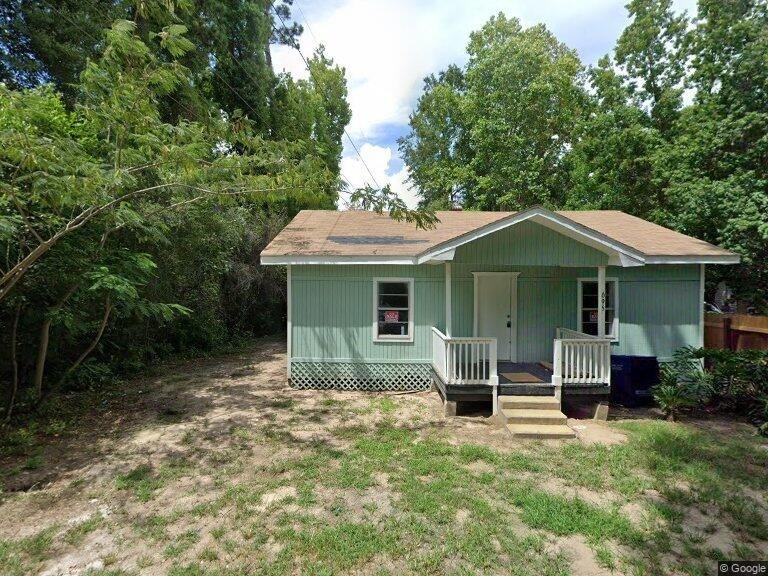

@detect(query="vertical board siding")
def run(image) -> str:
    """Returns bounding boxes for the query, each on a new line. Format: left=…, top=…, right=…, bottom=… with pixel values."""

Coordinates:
left=291, top=265, right=443, bottom=361
left=289, top=230, right=702, bottom=364
left=453, top=220, right=609, bottom=267
left=614, top=275, right=701, bottom=359
left=517, top=277, right=575, bottom=361
left=565, top=265, right=701, bottom=358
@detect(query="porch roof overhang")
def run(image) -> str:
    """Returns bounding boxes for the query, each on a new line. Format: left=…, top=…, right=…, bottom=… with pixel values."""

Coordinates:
left=260, top=207, right=741, bottom=267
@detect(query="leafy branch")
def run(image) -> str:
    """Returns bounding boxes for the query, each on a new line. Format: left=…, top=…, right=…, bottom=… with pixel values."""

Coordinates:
left=348, top=185, right=439, bottom=230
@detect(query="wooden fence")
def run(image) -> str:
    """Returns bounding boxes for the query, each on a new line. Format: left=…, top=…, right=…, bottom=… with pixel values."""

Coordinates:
left=704, top=313, right=768, bottom=351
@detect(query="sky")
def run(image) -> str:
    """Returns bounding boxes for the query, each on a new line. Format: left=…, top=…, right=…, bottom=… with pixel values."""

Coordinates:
left=271, top=0, right=697, bottom=208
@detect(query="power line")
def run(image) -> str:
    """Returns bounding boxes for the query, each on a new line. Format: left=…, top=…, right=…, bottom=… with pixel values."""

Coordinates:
left=271, top=5, right=382, bottom=190
left=49, top=0, right=271, bottom=126
left=294, top=2, right=318, bottom=45
left=290, top=1, right=369, bottom=197
left=39, top=0, right=199, bottom=120
left=294, top=2, right=373, bottom=153
left=42, top=0, right=361, bottom=199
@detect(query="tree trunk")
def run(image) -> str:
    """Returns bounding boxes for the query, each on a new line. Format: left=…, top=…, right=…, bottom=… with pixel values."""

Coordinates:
left=52, top=297, right=113, bottom=394
left=32, top=317, right=52, bottom=399
left=32, top=285, right=79, bottom=398
left=4, top=302, right=22, bottom=423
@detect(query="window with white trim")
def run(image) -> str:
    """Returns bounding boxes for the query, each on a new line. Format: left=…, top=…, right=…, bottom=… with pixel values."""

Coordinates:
left=373, top=278, right=413, bottom=341
left=578, top=278, right=619, bottom=339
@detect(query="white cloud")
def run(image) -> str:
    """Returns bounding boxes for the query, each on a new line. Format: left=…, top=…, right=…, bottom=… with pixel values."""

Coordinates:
left=339, top=143, right=418, bottom=209
left=272, top=0, right=698, bottom=210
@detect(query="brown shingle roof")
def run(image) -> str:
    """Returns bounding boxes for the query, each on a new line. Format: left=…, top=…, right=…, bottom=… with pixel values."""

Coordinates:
left=261, top=209, right=737, bottom=262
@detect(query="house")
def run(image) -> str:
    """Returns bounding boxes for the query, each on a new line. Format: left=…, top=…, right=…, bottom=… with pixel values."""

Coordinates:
left=261, top=207, right=739, bottom=437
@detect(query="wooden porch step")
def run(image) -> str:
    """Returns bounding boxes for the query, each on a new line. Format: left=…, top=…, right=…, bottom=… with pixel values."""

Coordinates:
left=506, top=423, right=575, bottom=439
left=502, top=408, right=567, bottom=425
left=498, top=396, right=560, bottom=410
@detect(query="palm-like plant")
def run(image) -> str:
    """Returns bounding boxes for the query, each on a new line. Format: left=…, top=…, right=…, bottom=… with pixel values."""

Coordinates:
left=652, top=382, right=696, bottom=422
left=651, top=359, right=708, bottom=422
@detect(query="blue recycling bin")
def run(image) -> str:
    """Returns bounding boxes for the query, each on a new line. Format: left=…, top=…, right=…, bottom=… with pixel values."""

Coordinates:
left=610, top=355, right=659, bottom=407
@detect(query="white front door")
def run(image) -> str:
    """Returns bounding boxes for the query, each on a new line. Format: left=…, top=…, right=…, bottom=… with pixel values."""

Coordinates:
left=475, top=273, right=518, bottom=361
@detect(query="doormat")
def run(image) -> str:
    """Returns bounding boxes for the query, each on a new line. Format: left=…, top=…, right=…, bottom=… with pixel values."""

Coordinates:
left=501, top=372, right=544, bottom=383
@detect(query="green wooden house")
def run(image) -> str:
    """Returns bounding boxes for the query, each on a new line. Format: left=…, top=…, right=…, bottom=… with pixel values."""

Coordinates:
left=261, top=207, right=738, bottom=430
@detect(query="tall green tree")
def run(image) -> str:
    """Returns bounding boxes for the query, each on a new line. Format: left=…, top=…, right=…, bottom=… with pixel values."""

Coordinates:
left=615, top=0, right=688, bottom=135
left=0, top=17, right=338, bottom=418
left=400, top=14, right=588, bottom=210
left=398, top=65, right=467, bottom=209
left=273, top=46, right=352, bottom=181
left=463, top=15, right=587, bottom=209
left=0, top=0, right=120, bottom=97
left=566, top=56, right=665, bottom=219
left=0, top=0, right=301, bottom=128
left=660, top=0, right=768, bottom=308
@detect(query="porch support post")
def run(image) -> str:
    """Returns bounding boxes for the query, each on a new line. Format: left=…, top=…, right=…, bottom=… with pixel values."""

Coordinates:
left=597, top=265, right=606, bottom=339
left=699, top=264, right=706, bottom=348
left=552, top=339, right=563, bottom=408
left=445, top=262, right=452, bottom=337
left=489, top=338, right=499, bottom=415
left=286, top=264, right=292, bottom=380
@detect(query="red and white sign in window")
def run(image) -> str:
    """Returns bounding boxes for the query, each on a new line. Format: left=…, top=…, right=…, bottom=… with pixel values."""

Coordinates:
left=383, top=310, right=399, bottom=323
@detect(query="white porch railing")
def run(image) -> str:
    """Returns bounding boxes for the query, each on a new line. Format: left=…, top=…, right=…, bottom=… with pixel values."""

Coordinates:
left=431, top=328, right=498, bottom=386
left=556, top=327, right=601, bottom=341
left=553, top=327, right=612, bottom=389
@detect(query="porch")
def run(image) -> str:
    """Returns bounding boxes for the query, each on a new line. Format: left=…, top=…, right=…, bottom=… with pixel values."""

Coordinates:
left=431, top=326, right=612, bottom=414
left=432, top=254, right=615, bottom=416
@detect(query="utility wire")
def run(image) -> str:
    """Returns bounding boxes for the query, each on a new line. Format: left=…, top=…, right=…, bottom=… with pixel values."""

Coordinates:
left=43, top=0, right=361, bottom=199
left=294, top=1, right=373, bottom=152
left=271, top=5, right=382, bottom=190
left=39, top=0, right=199, bottom=119
left=278, top=2, right=363, bottom=194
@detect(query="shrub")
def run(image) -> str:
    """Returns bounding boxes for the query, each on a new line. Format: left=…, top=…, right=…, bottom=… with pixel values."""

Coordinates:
left=659, top=347, right=768, bottom=428
left=652, top=361, right=702, bottom=421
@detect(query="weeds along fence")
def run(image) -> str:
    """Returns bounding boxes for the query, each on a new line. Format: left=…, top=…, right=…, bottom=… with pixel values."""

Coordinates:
left=705, top=313, right=768, bottom=351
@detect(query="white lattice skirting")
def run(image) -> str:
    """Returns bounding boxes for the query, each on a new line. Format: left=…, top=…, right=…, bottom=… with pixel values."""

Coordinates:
left=290, top=361, right=431, bottom=392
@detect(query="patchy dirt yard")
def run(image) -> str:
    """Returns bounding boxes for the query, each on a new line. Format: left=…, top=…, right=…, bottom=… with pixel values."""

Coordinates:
left=1, top=337, right=767, bottom=576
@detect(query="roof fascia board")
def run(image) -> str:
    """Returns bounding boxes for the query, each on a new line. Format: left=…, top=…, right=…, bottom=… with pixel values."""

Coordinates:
left=427, top=249, right=455, bottom=262
left=261, top=253, right=739, bottom=266
left=644, top=255, right=740, bottom=265
left=416, top=207, right=646, bottom=265
left=618, top=253, right=646, bottom=267
left=260, top=255, right=416, bottom=265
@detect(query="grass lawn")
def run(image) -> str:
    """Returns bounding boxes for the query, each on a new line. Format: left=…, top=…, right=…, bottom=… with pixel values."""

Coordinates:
left=1, top=338, right=767, bottom=575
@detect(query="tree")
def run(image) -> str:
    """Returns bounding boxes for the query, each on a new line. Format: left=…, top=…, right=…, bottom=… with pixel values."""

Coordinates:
left=660, top=0, right=768, bottom=309
left=566, top=56, right=665, bottom=220
left=0, top=0, right=120, bottom=100
left=399, top=65, right=468, bottom=209
left=0, top=0, right=302, bottom=126
left=273, top=46, right=352, bottom=181
left=615, top=0, right=689, bottom=135
left=0, top=17, right=337, bottom=416
left=400, top=14, right=588, bottom=210
left=464, top=15, right=587, bottom=209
